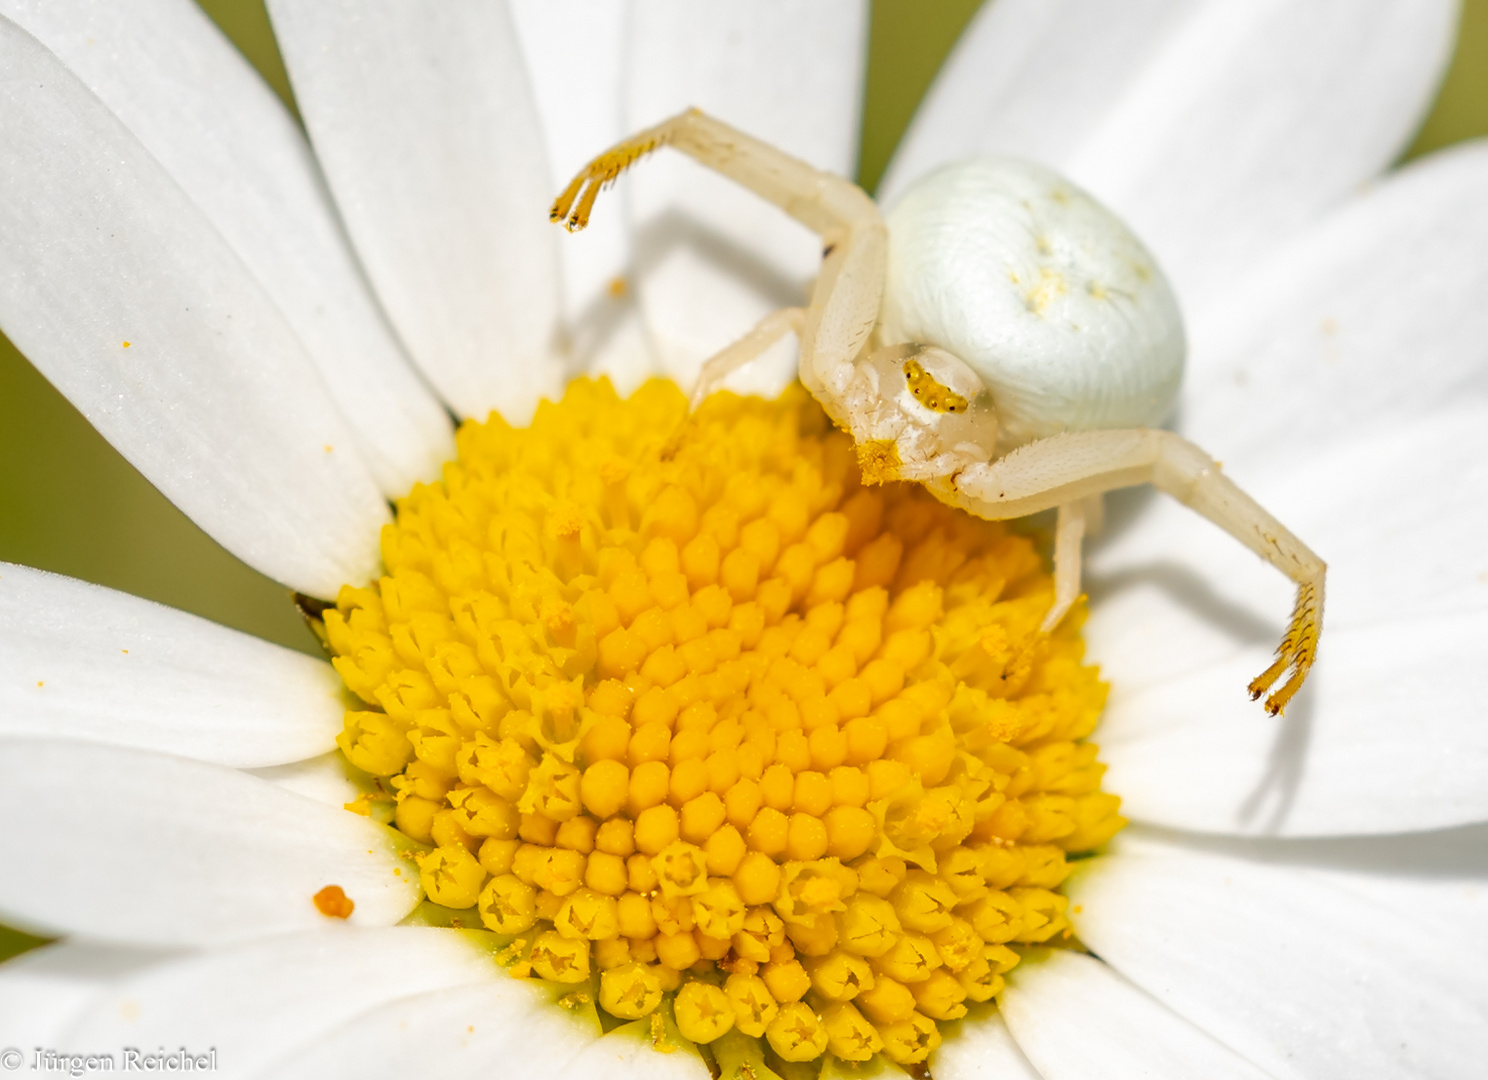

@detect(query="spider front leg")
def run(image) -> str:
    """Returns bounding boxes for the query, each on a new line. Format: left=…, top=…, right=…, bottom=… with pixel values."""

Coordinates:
left=551, top=108, right=885, bottom=422
left=688, top=307, right=803, bottom=410
left=942, top=429, right=1325, bottom=715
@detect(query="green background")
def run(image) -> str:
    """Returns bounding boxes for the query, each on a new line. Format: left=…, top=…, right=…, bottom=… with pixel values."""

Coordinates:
left=1, top=1, right=1485, bottom=962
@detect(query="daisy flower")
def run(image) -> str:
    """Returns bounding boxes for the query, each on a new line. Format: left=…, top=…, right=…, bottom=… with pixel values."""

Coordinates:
left=1, top=1, right=1485, bottom=1078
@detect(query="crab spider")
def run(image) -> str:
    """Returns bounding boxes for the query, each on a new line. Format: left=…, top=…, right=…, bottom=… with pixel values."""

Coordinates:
left=552, top=109, right=1324, bottom=716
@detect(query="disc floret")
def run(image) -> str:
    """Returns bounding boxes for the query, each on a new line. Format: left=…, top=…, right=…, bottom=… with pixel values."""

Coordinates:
left=326, top=379, right=1123, bottom=1069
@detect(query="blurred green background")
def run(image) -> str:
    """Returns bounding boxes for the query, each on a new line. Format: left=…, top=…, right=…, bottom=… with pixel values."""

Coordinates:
left=0, top=0, right=1485, bottom=961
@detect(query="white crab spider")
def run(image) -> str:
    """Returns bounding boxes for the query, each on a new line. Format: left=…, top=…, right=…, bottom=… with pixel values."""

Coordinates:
left=553, top=109, right=1324, bottom=716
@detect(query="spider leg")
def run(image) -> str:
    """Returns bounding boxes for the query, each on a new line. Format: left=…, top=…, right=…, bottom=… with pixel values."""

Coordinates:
left=689, top=307, right=804, bottom=410
left=1042, top=500, right=1088, bottom=633
left=941, top=429, right=1326, bottom=715
left=552, top=108, right=885, bottom=425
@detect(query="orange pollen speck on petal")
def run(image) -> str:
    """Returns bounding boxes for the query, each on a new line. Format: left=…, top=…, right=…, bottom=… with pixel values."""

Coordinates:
left=323, top=378, right=1125, bottom=1066
left=313, top=885, right=355, bottom=919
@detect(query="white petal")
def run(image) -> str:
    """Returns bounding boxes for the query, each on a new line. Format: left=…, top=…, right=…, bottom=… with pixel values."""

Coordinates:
left=0, top=17, right=388, bottom=596
left=1068, top=829, right=1488, bottom=1080
left=563, top=1021, right=711, bottom=1080
left=508, top=0, right=654, bottom=388
left=247, top=753, right=362, bottom=808
left=1, top=0, right=453, bottom=496
left=932, top=1011, right=1041, bottom=1080
left=625, top=0, right=868, bottom=390
left=0, top=942, right=166, bottom=1047
left=881, top=0, right=1457, bottom=310
left=0, top=740, right=419, bottom=945
left=65, top=927, right=500, bottom=1073
left=1001, top=950, right=1271, bottom=1080
left=1183, top=141, right=1488, bottom=461
left=253, top=975, right=600, bottom=1080
left=266, top=0, right=563, bottom=423
left=0, top=564, right=342, bottom=768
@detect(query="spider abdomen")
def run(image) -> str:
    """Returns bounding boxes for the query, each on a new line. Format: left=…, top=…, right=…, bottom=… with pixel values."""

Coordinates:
left=880, top=158, right=1185, bottom=450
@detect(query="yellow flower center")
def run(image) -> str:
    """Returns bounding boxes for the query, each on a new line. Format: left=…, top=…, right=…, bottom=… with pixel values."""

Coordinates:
left=325, top=379, right=1124, bottom=1068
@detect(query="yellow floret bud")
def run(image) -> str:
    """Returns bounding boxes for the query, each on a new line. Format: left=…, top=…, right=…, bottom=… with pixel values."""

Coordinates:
left=733, top=905, right=786, bottom=964
left=692, top=880, right=747, bottom=939
left=528, top=930, right=591, bottom=983
left=635, top=803, right=681, bottom=855
left=580, top=759, right=629, bottom=819
left=965, top=890, right=1023, bottom=943
left=585, top=851, right=628, bottom=896
left=766, top=1002, right=828, bottom=1062
left=418, top=844, right=486, bottom=909
left=891, top=871, right=958, bottom=932
left=876, top=933, right=941, bottom=984
left=1011, top=887, right=1069, bottom=943
left=595, top=817, right=634, bottom=856
left=617, top=892, right=657, bottom=939
left=879, top=1010, right=940, bottom=1064
left=733, top=851, right=782, bottom=907
left=655, top=929, right=701, bottom=970
left=930, top=917, right=982, bottom=971
left=478, top=873, right=537, bottom=934
left=761, top=958, right=810, bottom=1003
left=532, top=847, right=587, bottom=897
left=395, top=795, right=439, bottom=844
left=837, top=893, right=901, bottom=957
left=337, top=711, right=412, bottom=776
left=809, top=950, right=875, bottom=1001
left=447, top=787, right=518, bottom=838
left=911, top=968, right=968, bottom=1020
left=674, top=980, right=736, bottom=1044
left=555, top=888, right=620, bottom=941
left=478, top=837, right=519, bottom=877
left=704, top=825, right=747, bottom=876
left=821, top=1002, right=883, bottom=1062
left=724, top=972, right=779, bottom=1038
left=599, top=961, right=663, bottom=1020
left=857, top=975, right=917, bottom=1025
left=652, top=840, right=709, bottom=898
left=775, top=858, right=857, bottom=926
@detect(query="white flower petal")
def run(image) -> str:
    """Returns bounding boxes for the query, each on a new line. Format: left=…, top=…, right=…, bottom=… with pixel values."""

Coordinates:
left=508, top=0, right=654, bottom=388
left=247, top=753, right=361, bottom=808
left=1068, top=828, right=1488, bottom=1080
left=0, top=942, right=167, bottom=1047
left=1001, top=949, right=1271, bottom=1080
left=64, top=927, right=500, bottom=1073
left=625, top=0, right=868, bottom=390
left=0, top=564, right=342, bottom=768
left=0, top=740, right=418, bottom=945
left=1183, top=140, right=1488, bottom=461
left=931, top=1011, right=1041, bottom=1080
left=0, top=17, right=388, bottom=597
left=882, top=0, right=1456, bottom=310
left=1, top=0, right=453, bottom=496
left=563, top=1021, right=711, bottom=1080
left=253, top=976, right=600, bottom=1080
left=266, top=0, right=562, bottom=423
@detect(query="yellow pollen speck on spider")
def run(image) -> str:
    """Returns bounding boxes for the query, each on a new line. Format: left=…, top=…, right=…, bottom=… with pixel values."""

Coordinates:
left=322, top=378, right=1124, bottom=1069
